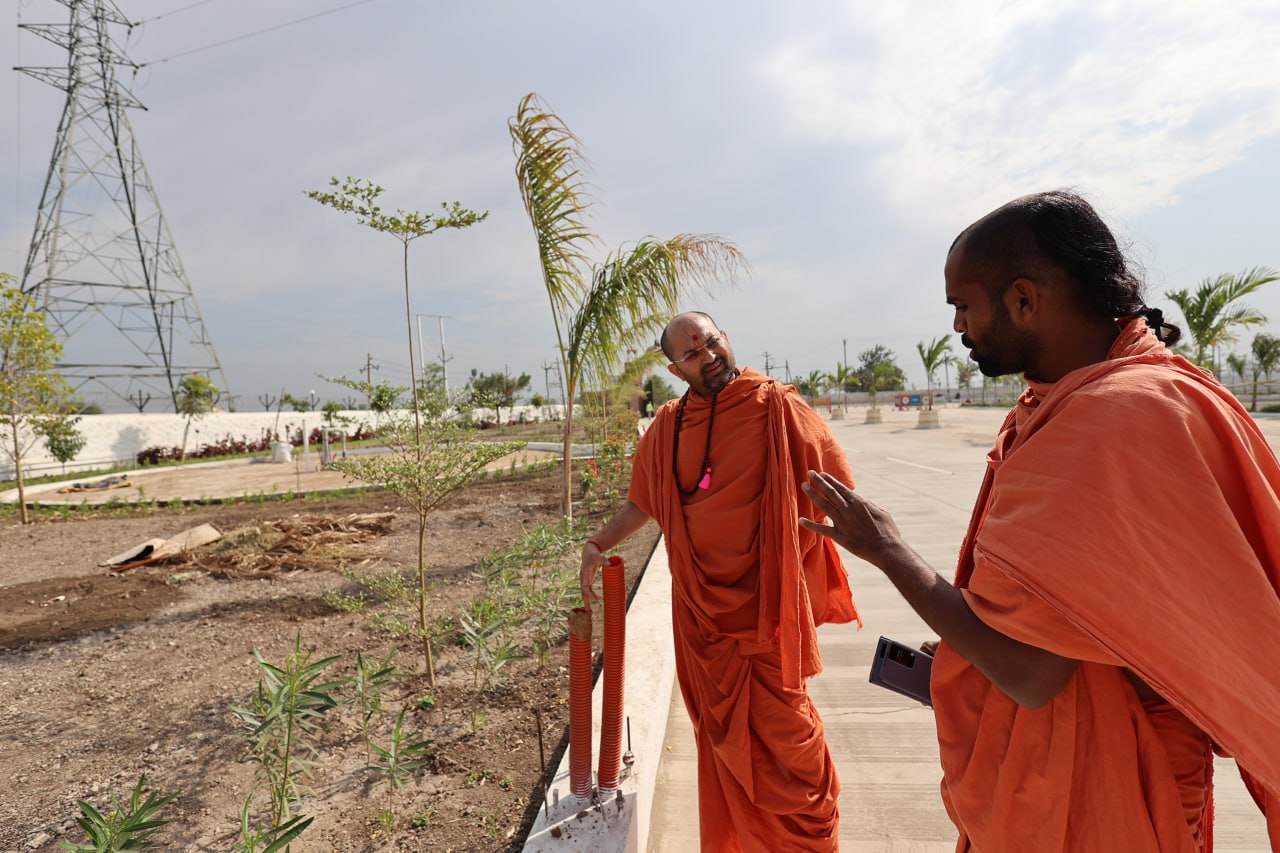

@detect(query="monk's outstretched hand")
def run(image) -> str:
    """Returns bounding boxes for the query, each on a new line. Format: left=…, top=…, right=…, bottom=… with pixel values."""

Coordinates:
left=580, top=542, right=606, bottom=611
left=800, top=469, right=903, bottom=564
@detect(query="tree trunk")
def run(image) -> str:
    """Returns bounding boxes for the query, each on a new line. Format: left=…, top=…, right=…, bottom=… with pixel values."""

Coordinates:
left=561, top=424, right=573, bottom=521
left=417, top=511, right=435, bottom=686
left=561, top=378, right=576, bottom=521
left=11, top=421, right=28, bottom=525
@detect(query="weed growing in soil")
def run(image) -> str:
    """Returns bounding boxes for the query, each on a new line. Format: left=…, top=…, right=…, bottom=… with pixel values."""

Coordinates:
left=348, top=648, right=400, bottom=761
left=232, top=806, right=313, bottom=853
left=369, top=708, right=434, bottom=828
left=230, top=634, right=343, bottom=827
left=458, top=597, right=527, bottom=694
left=62, top=774, right=177, bottom=852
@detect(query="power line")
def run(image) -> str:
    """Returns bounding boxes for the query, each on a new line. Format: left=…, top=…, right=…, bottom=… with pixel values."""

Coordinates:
left=133, top=0, right=222, bottom=26
left=137, top=0, right=381, bottom=67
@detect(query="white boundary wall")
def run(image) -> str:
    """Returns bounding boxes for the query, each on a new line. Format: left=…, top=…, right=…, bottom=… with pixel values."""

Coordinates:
left=0, top=404, right=570, bottom=481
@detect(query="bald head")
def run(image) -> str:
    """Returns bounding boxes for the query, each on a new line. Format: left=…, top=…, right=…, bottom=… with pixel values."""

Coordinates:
left=660, top=311, right=718, bottom=360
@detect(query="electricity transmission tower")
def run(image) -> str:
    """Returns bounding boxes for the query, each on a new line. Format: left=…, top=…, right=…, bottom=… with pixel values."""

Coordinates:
left=15, top=0, right=230, bottom=412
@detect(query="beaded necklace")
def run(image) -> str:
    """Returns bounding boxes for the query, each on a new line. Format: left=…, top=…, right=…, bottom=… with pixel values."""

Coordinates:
left=671, top=371, right=737, bottom=495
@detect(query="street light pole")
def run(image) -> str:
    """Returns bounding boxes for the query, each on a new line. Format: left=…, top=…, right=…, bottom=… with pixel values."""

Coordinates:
left=842, top=338, right=849, bottom=413
left=415, top=313, right=453, bottom=398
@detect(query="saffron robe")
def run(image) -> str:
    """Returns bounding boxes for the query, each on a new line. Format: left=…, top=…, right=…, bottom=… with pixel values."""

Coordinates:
left=629, top=367, right=860, bottom=852
left=934, top=319, right=1280, bottom=851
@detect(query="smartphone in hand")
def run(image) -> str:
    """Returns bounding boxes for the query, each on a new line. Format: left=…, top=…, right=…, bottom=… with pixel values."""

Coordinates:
left=869, top=636, right=933, bottom=707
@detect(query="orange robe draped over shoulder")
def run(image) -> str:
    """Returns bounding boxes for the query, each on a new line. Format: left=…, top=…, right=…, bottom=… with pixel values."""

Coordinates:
left=934, top=320, right=1280, bottom=852
left=629, top=367, right=860, bottom=852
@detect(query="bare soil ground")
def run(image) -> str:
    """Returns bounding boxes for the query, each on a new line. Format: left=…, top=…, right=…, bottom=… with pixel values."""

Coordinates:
left=0, top=468, right=659, bottom=852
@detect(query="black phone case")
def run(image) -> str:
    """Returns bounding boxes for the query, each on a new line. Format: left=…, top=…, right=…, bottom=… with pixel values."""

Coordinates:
left=869, top=636, right=933, bottom=707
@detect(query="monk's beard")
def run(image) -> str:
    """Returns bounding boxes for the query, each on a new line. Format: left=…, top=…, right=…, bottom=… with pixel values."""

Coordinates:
left=962, top=306, right=1039, bottom=378
left=689, top=356, right=738, bottom=396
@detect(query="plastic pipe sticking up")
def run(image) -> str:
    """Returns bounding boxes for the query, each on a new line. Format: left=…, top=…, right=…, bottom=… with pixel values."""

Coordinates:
left=568, top=607, right=594, bottom=802
left=597, top=556, right=627, bottom=794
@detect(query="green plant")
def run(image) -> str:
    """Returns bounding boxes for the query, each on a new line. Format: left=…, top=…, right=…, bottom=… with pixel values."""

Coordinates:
left=349, top=648, right=400, bottom=761
left=369, top=707, right=434, bottom=826
left=39, top=415, right=86, bottom=474
left=176, top=374, right=219, bottom=461
left=0, top=274, right=77, bottom=524
left=307, top=178, right=488, bottom=686
left=61, top=774, right=177, bottom=852
left=232, top=800, right=313, bottom=853
left=479, top=518, right=582, bottom=665
left=458, top=598, right=527, bottom=693
left=1167, top=267, right=1278, bottom=372
left=410, top=807, right=437, bottom=828
left=1251, top=333, right=1280, bottom=411
left=479, top=807, right=504, bottom=839
left=465, top=768, right=497, bottom=788
left=416, top=694, right=436, bottom=710
left=321, top=587, right=368, bottom=613
left=509, top=92, right=745, bottom=519
left=916, top=336, right=953, bottom=411
left=466, top=367, right=531, bottom=424
left=230, top=634, right=344, bottom=826
left=579, top=409, right=635, bottom=514
left=321, top=376, right=522, bottom=686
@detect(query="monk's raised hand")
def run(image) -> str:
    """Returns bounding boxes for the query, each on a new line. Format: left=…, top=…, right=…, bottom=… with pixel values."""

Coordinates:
left=580, top=542, right=605, bottom=611
left=800, top=470, right=903, bottom=563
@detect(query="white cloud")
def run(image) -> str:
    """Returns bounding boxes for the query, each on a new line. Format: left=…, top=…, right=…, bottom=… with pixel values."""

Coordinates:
left=765, top=0, right=1280, bottom=225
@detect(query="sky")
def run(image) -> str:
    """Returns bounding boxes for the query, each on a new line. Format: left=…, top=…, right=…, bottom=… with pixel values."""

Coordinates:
left=3, top=0, right=1280, bottom=411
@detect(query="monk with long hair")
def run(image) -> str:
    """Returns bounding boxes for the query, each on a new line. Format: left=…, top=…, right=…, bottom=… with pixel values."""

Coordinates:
left=805, top=190, right=1280, bottom=851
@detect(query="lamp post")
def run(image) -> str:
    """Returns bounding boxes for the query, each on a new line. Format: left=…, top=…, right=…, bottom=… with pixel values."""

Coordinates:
left=415, top=313, right=453, bottom=399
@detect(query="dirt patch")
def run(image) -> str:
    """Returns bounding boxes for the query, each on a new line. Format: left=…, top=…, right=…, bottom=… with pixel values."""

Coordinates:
left=0, top=469, right=660, bottom=852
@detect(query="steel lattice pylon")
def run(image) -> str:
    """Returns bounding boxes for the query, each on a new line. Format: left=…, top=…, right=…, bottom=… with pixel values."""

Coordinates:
left=16, top=0, right=230, bottom=413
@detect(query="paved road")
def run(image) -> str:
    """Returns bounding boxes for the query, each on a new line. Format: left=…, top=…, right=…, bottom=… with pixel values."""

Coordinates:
left=650, top=405, right=1272, bottom=852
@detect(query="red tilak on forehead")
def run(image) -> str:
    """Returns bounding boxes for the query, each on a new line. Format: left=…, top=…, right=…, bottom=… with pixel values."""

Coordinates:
left=691, top=333, right=702, bottom=344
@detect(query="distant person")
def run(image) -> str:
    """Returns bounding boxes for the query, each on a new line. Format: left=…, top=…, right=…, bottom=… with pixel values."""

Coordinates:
left=804, top=190, right=1280, bottom=850
left=582, top=311, right=859, bottom=851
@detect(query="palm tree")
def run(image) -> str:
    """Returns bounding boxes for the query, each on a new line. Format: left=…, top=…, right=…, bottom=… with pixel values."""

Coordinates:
left=795, top=369, right=827, bottom=407
left=1251, top=333, right=1280, bottom=412
left=1226, top=352, right=1249, bottom=389
left=1166, top=267, right=1278, bottom=374
left=826, top=362, right=855, bottom=414
left=916, top=337, right=953, bottom=411
left=510, top=93, right=746, bottom=518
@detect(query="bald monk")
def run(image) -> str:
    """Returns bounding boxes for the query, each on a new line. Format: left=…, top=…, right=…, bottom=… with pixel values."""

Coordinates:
left=803, top=190, right=1280, bottom=851
left=581, top=311, right=860, bottom=851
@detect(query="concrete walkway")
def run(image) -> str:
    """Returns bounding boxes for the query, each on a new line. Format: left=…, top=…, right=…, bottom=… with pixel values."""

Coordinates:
left=649, top=405, right=1273, bottom=852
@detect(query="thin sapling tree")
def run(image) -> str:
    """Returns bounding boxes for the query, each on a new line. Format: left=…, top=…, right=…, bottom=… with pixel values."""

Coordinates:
left=307, top=178, right=489, bottom=680
left=324, top=376, right=523, bottom=686
left=176, top=374, right=219, bottom=460
left=0, top=275, right=76, bottom=523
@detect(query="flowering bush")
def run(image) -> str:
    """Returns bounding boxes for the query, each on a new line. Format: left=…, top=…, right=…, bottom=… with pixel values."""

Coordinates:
left=135, top=424, right=374, bottom=466
left=579, top=411, right=636, bottom=514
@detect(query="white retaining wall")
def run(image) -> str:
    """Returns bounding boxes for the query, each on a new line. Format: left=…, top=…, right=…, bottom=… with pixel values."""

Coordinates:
left=1, top=404, right=568, bottom=481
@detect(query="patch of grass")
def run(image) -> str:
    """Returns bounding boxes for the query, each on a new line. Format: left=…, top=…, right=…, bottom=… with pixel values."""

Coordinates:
left=465, top=768, right=497, bottom=788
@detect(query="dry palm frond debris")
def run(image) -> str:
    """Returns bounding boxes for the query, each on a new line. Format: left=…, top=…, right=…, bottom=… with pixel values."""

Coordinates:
left=179, top=513, right=397, bottom=578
